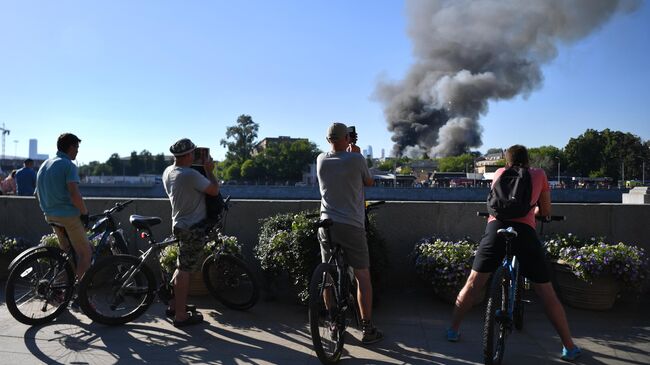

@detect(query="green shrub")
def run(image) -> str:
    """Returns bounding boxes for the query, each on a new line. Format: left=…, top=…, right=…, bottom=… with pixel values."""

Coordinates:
left=1, top=235, right=31, bottom=256
left=254, top=210, right=389, bottom=303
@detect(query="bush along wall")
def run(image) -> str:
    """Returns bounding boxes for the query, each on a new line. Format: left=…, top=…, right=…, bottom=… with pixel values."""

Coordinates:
left=254, top=210, right=389, bottom=304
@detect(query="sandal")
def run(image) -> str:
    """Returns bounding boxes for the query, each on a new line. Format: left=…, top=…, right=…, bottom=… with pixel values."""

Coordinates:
left=165, top=304, right=197, bottom=317
left=173, top=311, right=204, bottom=328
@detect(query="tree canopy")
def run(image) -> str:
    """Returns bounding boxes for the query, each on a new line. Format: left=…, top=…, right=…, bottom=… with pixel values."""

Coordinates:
left=220, top=114, right=259, bottom=163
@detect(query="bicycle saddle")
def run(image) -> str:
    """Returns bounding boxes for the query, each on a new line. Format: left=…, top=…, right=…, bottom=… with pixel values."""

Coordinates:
left=129, top=215, right=162, bottom=229
left=316, top=219, right=333, bottom=228
left=497, top=227, right=518, bottom=238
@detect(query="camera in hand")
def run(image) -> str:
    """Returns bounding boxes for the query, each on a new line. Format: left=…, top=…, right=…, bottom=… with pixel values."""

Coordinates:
left=192, top=147, right=210, bottom=166
left=347, top=126, right=358, bottom=144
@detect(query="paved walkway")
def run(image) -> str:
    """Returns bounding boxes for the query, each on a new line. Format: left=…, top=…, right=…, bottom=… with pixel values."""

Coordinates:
left=0, top=284, right=648, bottom=365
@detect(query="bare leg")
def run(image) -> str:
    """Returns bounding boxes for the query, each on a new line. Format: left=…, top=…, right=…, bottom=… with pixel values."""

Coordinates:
left=450, top=270, right=491, bottom=331
left=174, top=270, right=190, bottom=322
left=354, top=268, right=373, bottom=320
left=533, top=282, right=576, bottom=349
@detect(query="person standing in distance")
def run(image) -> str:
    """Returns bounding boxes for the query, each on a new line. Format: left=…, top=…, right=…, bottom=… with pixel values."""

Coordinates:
left=16, top=158, right=37, bottom=196
left=316, top=122, right=383, bottom=344
left=35, top=133, right=91, bottom=280
left=163, top=138, right=220, bottom=327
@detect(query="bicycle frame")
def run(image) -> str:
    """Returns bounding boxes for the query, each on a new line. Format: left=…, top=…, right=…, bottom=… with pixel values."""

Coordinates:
left=500, top=233, right=519, bottom=325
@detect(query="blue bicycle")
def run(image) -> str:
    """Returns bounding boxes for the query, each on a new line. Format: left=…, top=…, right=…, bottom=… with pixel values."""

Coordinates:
left=478, top=212, right=564, bottom=365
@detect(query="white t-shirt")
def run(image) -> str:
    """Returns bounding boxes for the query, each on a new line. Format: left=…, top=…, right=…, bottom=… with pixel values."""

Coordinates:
left=317, top=151, right=372, bottom=229
left=163, top=165, right=211, bottom=229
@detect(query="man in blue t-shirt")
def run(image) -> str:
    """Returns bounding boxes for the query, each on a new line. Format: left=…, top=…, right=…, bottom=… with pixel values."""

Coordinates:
left=15, top=159, right=37, bottom=196
left=36, top=133, right=91, bottom=281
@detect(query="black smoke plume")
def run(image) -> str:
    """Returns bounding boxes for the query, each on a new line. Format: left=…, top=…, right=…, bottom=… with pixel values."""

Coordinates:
left=375, top=0, right=640, bottom=158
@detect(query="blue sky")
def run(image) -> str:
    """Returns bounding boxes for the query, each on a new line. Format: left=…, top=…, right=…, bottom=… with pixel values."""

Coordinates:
left=0, top=0, right=648, bottom=165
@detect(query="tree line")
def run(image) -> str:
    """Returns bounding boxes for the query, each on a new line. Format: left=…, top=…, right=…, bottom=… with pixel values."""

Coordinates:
left=384, top=128, right=649, bottom=183
left=79, top=118, right=648, bottom=185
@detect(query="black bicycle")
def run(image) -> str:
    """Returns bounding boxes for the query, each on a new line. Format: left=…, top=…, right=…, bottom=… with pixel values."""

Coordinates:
left=78, top=196, right=259, bottom=325
left=4, top=200, right=133, bottom=325
left=478, top=212, right=564, bottom=365
left=308, top=201, right=385, bottom=364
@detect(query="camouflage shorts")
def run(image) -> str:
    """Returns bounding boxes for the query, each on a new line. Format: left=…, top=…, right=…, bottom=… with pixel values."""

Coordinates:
left=173, top=227, right=207, bottom=272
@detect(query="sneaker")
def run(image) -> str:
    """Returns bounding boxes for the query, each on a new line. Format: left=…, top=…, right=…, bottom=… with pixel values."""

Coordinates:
left=561, top=346, right=582, bottom=361
left=361, top=320, right=384, bottom=345
left=446, top=328, right=460, bottom=342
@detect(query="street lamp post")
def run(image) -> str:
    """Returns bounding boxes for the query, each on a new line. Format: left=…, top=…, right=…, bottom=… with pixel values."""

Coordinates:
left=555, top=157, right=560, bottom=186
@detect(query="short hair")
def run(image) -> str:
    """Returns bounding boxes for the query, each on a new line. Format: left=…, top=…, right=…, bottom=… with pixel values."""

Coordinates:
left=505, top=145, right=529, bottom=167
left=57, top=133, right=82, bottom=153
left=24, top=159, right=33, bottom=165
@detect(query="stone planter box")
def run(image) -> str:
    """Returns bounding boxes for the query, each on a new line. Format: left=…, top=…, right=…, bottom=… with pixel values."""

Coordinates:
left=553, top=262, right=620, bottom=311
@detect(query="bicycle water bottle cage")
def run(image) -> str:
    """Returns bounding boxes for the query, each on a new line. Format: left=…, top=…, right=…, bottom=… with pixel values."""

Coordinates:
left=316, top=219, right=333, bottom=228
left=129, top=215, right=162, bottom=230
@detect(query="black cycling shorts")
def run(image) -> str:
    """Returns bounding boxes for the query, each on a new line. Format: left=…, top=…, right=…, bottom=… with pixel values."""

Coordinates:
left=472, top=220, right=550, bottom=284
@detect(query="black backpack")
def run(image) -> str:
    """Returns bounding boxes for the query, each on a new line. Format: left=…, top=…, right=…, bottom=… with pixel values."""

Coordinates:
left=487, top=166, right=533, bottom=220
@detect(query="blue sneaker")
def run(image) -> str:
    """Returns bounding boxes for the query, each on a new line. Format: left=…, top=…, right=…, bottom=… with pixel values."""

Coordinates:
left=446, top=328, right=460, bottom=342
left=561, top=346, right=582, bottom=361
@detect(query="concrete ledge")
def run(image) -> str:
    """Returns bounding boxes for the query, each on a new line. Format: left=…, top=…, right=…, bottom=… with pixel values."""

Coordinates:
left=1, top=197, right=649, bottom=286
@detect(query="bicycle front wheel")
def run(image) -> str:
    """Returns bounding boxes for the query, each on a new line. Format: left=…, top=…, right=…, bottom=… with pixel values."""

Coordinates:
left=78, top=254, right=156, bottom=325
left=202, top=254, right=259, bottom=310
left=483, top=267, right=508, bottom=365
left=5, top=250, right=75, bottom=326
left=309, top=263, right=345, bottom=365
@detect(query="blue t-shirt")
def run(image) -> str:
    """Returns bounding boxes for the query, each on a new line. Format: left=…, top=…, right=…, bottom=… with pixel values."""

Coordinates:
left=15, top=166, right=37, bottom=196
left=36, top=151, right=81, bottom=217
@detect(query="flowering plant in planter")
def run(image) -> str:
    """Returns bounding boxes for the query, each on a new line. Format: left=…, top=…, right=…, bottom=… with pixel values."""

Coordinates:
left=412, top=237, right=477, bottom=300
left=558, top=241, right=648, bottom=290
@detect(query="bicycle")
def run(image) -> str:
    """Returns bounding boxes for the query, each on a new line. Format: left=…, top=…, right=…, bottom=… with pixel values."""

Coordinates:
left=308, top=200, right=385, bottom=365
left=477, top=212, right=564, bottom=365
left=78, top=195, right=260, bottom=325
left=4, top=200, right=134, bottom=326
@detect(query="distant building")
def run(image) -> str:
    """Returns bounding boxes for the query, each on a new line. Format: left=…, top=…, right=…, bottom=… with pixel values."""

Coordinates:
left=362, top=145, right=373, bottom=159
left=475, top=150, right=505, bottom=174
left=381, top=148, right=385, bottom=159
left=29, top=139, right=48, bottom=160
left=253, top=136, right=308, bottom=155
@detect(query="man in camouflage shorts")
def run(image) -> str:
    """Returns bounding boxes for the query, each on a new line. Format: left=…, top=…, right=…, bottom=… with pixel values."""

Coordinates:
left=173, top=227, right=208, bottom=273
left=163, top=138, right=220, bottom=327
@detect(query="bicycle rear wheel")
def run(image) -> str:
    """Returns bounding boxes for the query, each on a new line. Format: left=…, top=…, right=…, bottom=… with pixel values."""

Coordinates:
left=5, top=250, right=75, bottom=326
left=513, top=275, right=525, bottom=331
left=483, top=267, right=509, bottom=365
left=309, top=263, right=345, bottom=364
left=202, top=254, right=259, bottom=310
left=78, top=254, right=156, bottom=325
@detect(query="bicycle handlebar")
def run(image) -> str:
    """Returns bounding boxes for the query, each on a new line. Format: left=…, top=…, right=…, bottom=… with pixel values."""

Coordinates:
left=476, top=212, right=565, bottom=222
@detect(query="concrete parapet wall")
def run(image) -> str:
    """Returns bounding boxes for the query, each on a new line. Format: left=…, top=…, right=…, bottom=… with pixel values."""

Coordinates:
left=2, top=197, right=649, bottom=285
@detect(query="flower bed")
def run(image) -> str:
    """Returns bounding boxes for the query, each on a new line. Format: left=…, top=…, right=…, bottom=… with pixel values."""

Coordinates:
left=412, top=237, right=481, bottom=304
left=544, top=234, right=649, bottom=310
left=0, top=235, right=32, bottom=280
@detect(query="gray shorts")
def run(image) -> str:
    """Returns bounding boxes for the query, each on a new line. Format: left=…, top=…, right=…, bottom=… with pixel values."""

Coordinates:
left=318, top=222, right=369, bottom=269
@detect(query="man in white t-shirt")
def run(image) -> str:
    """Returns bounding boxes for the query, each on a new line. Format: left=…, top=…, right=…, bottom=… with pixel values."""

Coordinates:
left=317, top=122, right=382, bottom=344
left=163, top=138, right=220, bottom=327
